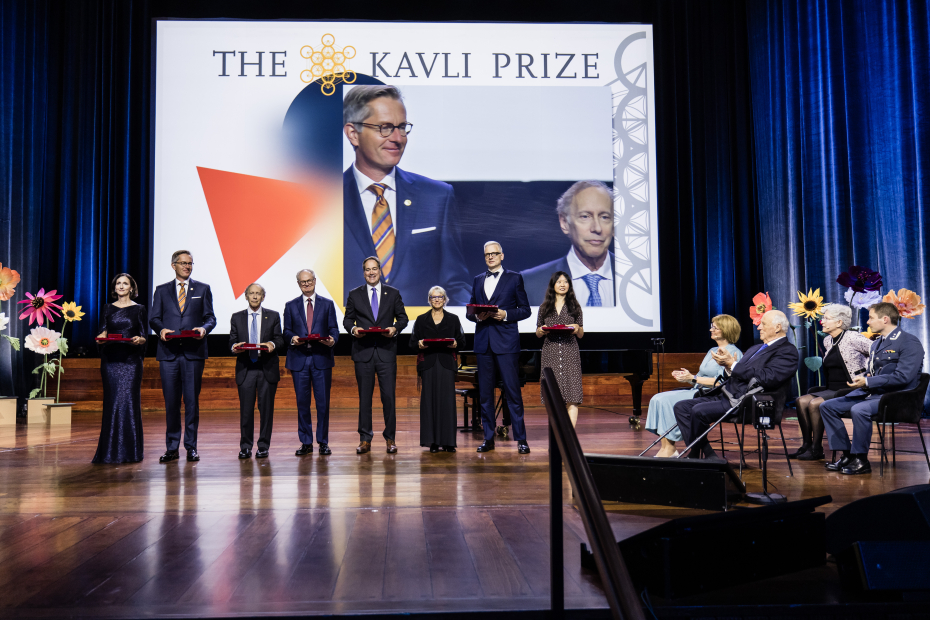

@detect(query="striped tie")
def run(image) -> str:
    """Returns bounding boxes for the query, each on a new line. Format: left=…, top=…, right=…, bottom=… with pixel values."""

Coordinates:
left=368, top=183, right=395, bottom=282
left=178, top=282, right=186, bottom=313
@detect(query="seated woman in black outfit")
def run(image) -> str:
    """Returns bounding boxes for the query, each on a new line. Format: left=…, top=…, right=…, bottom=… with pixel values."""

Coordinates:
left=409, top=286, right=465, bottom=453
left=791, top=303, right=871, bottom=461
left=93, top=274, right=148, bottom=463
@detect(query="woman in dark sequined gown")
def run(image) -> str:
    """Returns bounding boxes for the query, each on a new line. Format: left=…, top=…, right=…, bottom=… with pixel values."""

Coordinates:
left=93, top=274, right=147, bottom=463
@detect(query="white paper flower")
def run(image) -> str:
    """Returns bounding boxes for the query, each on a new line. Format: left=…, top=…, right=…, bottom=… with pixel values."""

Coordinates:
left=844, top=288, right=882, bottom=309
left=25, top=326, right=60, bottom=354
left=0, top=312, right=8, bottom=331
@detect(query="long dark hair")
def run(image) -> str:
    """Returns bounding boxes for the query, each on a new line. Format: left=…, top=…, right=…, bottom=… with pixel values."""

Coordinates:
left=538, top=271, right=582, bottom=319
left=110, top=273, right=139, bottom=300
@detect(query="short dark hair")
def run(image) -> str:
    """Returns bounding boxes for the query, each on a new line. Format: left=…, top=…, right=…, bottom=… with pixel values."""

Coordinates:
left=171, top=250, right=192, bottom=264
left=363, top=256, right=381, bottom=269
left=110, top=273, right=139, bottom=300
left=870, top=302, right=900, bottom=325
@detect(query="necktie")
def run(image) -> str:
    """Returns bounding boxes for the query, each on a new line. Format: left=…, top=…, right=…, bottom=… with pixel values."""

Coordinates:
left=306, top=297, right=314, bottom=335
left=178, top=282, right=186, bottom=312
left=368, top=183, right=395, bottom=283
left=747, top=342, right=769, bottom=362
left=486, top=270, right=499, bottom=278
left=371, top=287, right=379, bottom=319
left=582, top=274, right=604, bottom=307
left=249, top=312, right=259, bottom=362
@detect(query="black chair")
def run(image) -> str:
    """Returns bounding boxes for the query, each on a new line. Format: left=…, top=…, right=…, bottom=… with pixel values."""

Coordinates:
left=713, top=388, right=794, bottom=479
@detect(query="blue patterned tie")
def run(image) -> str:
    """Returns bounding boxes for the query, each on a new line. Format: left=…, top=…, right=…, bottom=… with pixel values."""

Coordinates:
left=582, top=274, right=605, bottom=307
left=250, top=312, right=259, bottom=362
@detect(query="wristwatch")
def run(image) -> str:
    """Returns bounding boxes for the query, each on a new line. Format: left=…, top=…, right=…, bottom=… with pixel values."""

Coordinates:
left=690, top=378, right=697, bottom=386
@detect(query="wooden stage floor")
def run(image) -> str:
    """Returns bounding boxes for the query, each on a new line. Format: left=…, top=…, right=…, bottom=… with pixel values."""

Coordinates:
left=1, top=406, right=929, bottom=618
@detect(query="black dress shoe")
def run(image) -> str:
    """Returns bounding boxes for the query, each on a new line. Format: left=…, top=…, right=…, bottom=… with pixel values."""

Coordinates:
left=477, top=440, right=495, bottom=452
left=430, top=444, right=439, bottom=453
left=825, top=454, right=851, bottom=471
left=797, top=447, right=825, bottom=461
left=159, top=450, right=179, bottom=463
left=238, top=449, right=252, bottom=459
left=318, top=444, right=331, bottom=455
left=841, top=457, right=872, bottom=475
left=255, top=449, right=269, bottom=458
left=187, top=449, right=200, bottom=462
left=295, top=443, right=312, bottom=456
left=788, top=444, right=812, bottom=459
left=443, top=445, right=456, bottom=453
left=518, top=441, right=530, bottom=455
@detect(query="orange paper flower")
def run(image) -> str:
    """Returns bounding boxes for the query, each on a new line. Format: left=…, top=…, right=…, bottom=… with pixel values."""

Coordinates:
left=749, top=292, right=772, bottom=326
left=882, top=288, right=925, bottom=319
left=861, top=326, right=880, bottom=340
left=0, top=263, right=21, bottom=301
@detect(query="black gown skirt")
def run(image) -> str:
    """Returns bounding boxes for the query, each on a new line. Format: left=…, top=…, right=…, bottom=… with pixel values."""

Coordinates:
left=93, top=304, right=147, bottom=463
left=410, top=311, right=465, bottom=448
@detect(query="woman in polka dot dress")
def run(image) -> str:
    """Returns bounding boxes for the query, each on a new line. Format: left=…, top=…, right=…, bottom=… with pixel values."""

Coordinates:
left=535, top=271, right=584, bottom=425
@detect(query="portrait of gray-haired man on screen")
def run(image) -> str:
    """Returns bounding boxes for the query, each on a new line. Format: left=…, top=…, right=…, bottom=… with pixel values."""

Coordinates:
left=521, top=180, right=615, bottom=307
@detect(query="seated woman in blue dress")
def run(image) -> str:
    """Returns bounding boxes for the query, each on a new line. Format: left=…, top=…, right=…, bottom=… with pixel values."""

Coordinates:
left=645, top=314, right=742, bottom=458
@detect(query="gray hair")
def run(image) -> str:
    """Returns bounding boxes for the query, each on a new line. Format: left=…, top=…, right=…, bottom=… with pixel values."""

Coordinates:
left=822, top=303, right=852, bottom=330
left=244, top=282, right=266, bottom=297
left=556, top=180, right=612, bottom=218
left=484, top=240, right=503, bottom=254
left=171, top=250, right=192, bottom=264
left=343, top=85, right=404, bottom=126
left=765, top=310, right=791, bottom=335
left=428, top=286, right=448, bottom=306
left=296, top=269, right=316, bottom=280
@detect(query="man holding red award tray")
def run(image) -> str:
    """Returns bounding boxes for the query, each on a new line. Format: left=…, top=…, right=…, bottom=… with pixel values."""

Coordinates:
left=343, top=256, right=409, bottom=454
left=283, top=270, right=339, bottom=456
left=230, top=283, right=284, bottom=460
left=466, top=241, right=532, bottom=454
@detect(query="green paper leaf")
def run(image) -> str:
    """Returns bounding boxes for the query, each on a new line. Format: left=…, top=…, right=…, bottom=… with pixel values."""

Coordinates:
left=804, top=356, right=823, bottom=372
left=32, top=365, right=43, bottom=375
left=58, top=337, right=69, bottom=357
left=29, top=388, right=41, bottom=399
left=816, top=330, right=827, bottom=337
left=804, top=319, right=812, bottom=329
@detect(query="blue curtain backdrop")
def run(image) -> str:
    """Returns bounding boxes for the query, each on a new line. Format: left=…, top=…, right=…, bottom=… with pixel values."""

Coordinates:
left=748, top=0, right=930, bottom=410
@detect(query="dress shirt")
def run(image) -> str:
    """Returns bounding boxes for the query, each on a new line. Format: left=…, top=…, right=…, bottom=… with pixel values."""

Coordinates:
left=729, top=335, right=786, bottom=372
left=353, top=164, right=397, bottom=236
left=484, top=266, right=503, bottom=299
left=176, top=277, right=189, bottom=296
left=566, top=247, right=614, bottom=307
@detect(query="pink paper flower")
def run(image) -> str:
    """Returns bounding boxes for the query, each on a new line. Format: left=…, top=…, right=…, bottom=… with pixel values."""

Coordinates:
left=749, top=292, right=772, bottom=326
left=17, top=288, right=63, bottom=326
left=24, top=326, right=60, bottom=354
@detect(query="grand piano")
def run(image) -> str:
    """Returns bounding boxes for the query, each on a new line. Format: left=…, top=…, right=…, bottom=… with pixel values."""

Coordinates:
left=455, top=349, right=653, bottom=431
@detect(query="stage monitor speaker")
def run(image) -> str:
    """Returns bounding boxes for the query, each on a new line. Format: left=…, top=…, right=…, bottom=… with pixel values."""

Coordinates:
left=825, top=484, right=930, bottom=555
left=835, top=541, right=930, bottom=594
left=585, top=453, right=745, bottom=511
left=581, top=496, right=831, bottom=599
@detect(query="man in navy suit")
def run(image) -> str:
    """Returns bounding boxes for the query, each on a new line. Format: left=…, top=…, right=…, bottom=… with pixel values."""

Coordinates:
left=343, top=256, right=409, bottom=454
left=674, top=310, right=799, bottom=459
left=283, top=269, right=340, bottom=456
left=343, top=84, right=470, bottom=306
left=230, top=283, right=285, bottom=459
left=467, top=241, right=533, bottom=454
left=149, top=250, right=217, bottom=463
left=821, top=302, right=925, bottom=475
left=522, top=180, right=616, bottom=307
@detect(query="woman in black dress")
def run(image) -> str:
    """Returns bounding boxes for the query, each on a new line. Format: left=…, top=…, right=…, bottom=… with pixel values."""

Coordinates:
left=535, top=272, right=584, bottom=426
left=409, top=286, right=465, bottom=453
left=93, top=273, right=147, bottom=463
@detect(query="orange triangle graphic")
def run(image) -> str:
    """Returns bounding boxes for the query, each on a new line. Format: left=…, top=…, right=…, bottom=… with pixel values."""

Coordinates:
left=197, top=167, right=323, bottom=296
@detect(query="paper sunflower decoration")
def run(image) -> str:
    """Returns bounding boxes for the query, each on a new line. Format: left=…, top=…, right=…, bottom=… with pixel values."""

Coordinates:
left=788, top=288, right=826, bottom=319
left=61, top=301, right=85, bottom=322
left=882, top=288, right=925, bottom=319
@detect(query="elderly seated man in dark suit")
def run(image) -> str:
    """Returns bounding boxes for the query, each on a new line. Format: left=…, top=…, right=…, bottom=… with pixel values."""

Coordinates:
left=674, top=310, right=800, bottom=459
left=821, top=302, right=926, bottom=475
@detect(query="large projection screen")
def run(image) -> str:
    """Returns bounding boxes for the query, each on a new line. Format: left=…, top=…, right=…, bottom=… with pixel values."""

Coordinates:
left=153, top=20, right=659, bottom=333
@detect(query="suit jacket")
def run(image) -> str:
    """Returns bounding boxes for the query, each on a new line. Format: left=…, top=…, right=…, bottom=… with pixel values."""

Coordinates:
left=342, top=283, right=409, bottom=362
left=149, top=278, right=217, bottom=361
left=521, top=252, right=616, bottom=306
left=343, top=165, right=470, bottom=305
left=466, top=269, right=531, bottom=355
left=283, top=294, right=340, bottom=371
left=716, top=337, right=799, bottom=399
left=850, top=327, right=925, bottom=397
left=229, top=308, right=285, bottom=384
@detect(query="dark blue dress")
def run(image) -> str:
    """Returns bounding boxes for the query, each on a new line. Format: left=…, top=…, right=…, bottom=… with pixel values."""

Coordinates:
left=92, top=304, right=147, bottom=463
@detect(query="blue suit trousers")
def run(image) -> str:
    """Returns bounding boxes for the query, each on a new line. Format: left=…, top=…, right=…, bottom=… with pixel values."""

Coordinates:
left=820, top=395, right=880, bottom=454
left=292, top=366, right=332, bottom=446
left=477, top=352, right=526, bottom=441
left=159, top=357, right=205, bottom=452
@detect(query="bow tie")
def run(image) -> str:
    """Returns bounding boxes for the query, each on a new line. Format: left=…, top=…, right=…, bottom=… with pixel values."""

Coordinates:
left=486, top=271, right=500, bottom=278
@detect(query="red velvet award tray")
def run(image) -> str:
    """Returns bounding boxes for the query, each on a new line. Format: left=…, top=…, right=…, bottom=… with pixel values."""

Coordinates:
left=466, top=304, right=498, bottom=312
left=96, top=335, right=133, bottom=343
left=236, top=344, right=267, bottom=351
left=165, top=330, right=201, bottom=339
left=358, top=327, right=389, bottom=334
left=296, top=334, right=326, bottom=343
left=542, top=324, right=574, bottom=332
left=423, top=338, right=455, bottom=346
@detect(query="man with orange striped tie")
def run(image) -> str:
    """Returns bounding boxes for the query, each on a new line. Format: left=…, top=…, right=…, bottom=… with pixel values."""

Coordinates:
left=150, top=250, right=216, bottom=463
left=342, top=84, right=470, bottom=307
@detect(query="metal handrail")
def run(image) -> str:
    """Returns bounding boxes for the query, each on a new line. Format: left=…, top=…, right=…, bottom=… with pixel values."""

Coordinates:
left=543, top=367, right=645, bottom=620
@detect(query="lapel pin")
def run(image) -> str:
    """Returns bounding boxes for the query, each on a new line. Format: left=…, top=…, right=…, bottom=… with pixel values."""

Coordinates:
left=404, top=199, right=411, bottom=206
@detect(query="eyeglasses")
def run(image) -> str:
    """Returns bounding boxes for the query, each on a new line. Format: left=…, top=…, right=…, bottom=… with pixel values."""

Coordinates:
left=358, top=122, right=413, bottom=137
left=298, top=279, right=315, bottom=286
left=174, top=262, right=193, bottom=267
left=429, top=296, right=445, bottom=301
left=484, top=252, right=502, bottom=258
left=710, top=324, right=720, bottom=330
